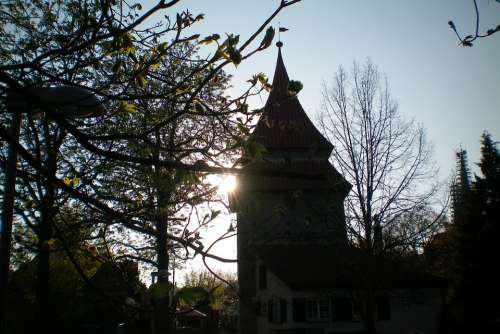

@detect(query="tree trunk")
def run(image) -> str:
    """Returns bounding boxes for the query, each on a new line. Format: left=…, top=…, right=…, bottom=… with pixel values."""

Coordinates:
left=155, top=213, right=171, bottom=334
left=363, top=288, right=377, bottom=334
left=153, top=127, right=172, bottom=334
left=35, top=146, right=57, bottom=333
left=0, top=112, right=21, bottom=333
left=361, top=247, right=377, bottom=334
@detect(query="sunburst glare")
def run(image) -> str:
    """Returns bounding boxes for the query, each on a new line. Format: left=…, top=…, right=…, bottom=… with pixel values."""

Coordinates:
left=206, top=174, right=237, bottom=195
left=217, top=175, right=237, bottom=194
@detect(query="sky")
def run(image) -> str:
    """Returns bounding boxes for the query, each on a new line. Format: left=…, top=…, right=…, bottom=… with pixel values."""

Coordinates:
left=142, top=0, right=500, bottom=279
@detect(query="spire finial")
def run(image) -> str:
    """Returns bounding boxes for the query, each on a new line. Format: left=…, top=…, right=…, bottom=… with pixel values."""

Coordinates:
left=277, top=24, right=289, bottom=48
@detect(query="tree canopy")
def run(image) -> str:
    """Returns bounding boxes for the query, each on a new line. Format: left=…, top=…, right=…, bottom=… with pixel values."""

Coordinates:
left=450, top=132, right=500, bottom=332
left=1, top=1, right=302, bottom=333
left=319, top=60, right=443, bottom=254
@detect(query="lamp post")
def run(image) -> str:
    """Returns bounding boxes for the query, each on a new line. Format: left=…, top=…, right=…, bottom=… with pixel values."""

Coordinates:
left=0, top=86, right=105, bottom=333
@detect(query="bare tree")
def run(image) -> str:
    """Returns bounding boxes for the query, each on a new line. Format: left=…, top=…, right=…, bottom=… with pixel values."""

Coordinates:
left=318, top=60, right=443, bottom=333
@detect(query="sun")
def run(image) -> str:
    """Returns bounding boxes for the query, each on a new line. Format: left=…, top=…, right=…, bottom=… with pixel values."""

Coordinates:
left=217, top=175, right=237, bottom=194
left=206, top=174, right=238, bottom=195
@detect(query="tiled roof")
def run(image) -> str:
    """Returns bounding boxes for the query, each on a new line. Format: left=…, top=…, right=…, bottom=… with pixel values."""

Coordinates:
left=253, top=47, right=333, bottom=153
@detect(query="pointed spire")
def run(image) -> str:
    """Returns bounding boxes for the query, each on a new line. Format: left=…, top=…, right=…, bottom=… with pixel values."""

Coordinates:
left=452, top=148, right=471, bottom=224
left=253, top=44, right=333, bottom=155
left=266, top=43, right=289, bottom=104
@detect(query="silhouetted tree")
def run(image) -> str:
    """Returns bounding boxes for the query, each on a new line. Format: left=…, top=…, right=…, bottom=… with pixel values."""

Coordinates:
left=0, top=1, right=301, bottom=333
left=453, top=132, right=500, bottom=333
left=8, top=243, right=103, bottom=334
left=182, top=269, right=238, bottom=310
left=181, top=270, right=238, bottom=333
left=318, top=60, right=442, bottom=333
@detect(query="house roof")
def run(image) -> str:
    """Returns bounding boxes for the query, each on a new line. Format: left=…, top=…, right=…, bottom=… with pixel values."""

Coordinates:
left=257, top=244, right=445, bottom=291
left=230, top=45, right=351, bottom=201
left=176, top=309, right=208, bottom=320
left=253, top=45, right=333, bottom=153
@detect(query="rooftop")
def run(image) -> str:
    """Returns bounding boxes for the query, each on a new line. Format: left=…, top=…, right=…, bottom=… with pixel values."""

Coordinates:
left=253, top=44, right=333, bottom=153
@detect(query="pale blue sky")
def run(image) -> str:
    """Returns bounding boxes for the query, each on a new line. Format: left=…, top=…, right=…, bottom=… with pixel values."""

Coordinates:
left=141, top=0, right=500, bottom=275
left=150, top=0, right=500, bottom=177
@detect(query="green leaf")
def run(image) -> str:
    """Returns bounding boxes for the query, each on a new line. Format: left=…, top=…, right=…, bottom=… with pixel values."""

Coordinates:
left=120, top=101, right=136, bottom=113
left=191, top=100, right=205, bottom=114
left=200, top=34, right=220, bottom=45
left=256, top=73, right=272, bottom=92
left=102, top=41, right=115, bottom=56
left=63, top=177, right=72, bottom=186
left=248, top=141, right=266, bottom=159
left=259, top=26, right=275, bottom=49
left=287, top=80, right=303, bottom=96
left=47, top=238, right=56, bottom=248
left=237, top=123, right=250, bottom=135
left=135, top=72, right=147, bottom=88
left=112, top=60, right=123, bottom=73
left=186, top=34, right=200, bottom=41
left=158, top=42, right=169, bottom=52
left=226, top=45, right=242, bottom=65
left=225, top=34, right=239, bottom=47
left=174, top=287, right=212, bottom=307
left=149, top=61, right=161, bottom=71
left=175, top=83, right=190, bottom=94
left=244, top=136, right=266, bottom=160
left=120, top=33, right=136, bottom=55
left=256, top=73, right=268, bottom=85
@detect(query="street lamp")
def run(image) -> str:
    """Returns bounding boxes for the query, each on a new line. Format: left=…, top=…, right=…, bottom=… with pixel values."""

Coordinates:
left=0, top=85, right=105, bottom=333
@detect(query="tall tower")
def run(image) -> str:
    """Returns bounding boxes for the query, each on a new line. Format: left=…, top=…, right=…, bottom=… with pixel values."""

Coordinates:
left=231, top=43, right=351, bottom=334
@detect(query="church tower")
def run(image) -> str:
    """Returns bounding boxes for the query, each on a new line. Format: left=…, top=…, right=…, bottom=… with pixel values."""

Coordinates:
left=231, top=43, right=351, bottom=334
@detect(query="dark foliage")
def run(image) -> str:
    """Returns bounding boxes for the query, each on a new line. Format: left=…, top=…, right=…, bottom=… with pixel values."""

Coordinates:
left=451, top=132, right=500, bottom=332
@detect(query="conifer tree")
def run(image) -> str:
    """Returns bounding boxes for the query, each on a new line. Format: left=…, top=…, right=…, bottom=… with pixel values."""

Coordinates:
left=453, top=133, right=500, bottom=332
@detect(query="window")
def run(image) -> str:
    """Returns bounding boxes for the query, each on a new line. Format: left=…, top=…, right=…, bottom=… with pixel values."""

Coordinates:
left=268, top=299, right=287, bottom=323
left=306, top=299, right=329, bottom=322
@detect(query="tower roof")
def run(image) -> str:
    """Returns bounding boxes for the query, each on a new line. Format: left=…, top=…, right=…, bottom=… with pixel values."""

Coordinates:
left=253, top=45, right=333, bottom=153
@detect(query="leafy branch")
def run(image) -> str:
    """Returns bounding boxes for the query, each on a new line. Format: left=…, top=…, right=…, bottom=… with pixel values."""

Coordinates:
left=448, top=0, right=500, bottom=47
